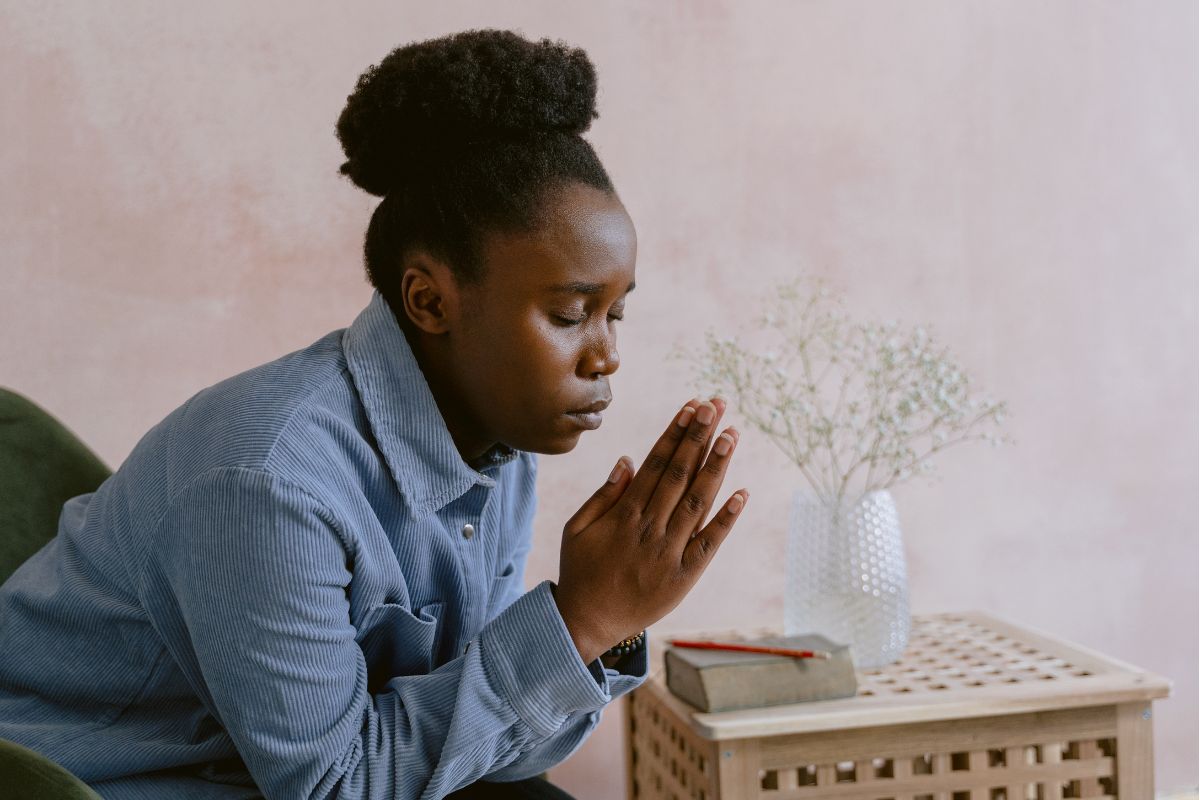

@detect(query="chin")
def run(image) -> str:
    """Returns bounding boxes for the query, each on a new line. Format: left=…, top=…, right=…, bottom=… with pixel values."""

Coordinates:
left=509, top=409, right=601, bottom=456
left=515, top=417, right=588, bottom=456
left=533, top=429, right=586, bottom=456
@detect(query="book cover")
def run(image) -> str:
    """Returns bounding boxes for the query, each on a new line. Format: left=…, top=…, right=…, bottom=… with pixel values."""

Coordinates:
left=664, top=633, right=857, bottom=712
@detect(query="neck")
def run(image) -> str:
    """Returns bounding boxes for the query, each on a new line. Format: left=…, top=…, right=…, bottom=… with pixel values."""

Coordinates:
left=392, top=307, right=495, bottom=468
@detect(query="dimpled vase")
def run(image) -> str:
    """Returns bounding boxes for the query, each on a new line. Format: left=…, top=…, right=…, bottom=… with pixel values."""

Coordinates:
left=784, top=488, right=911, bottom=669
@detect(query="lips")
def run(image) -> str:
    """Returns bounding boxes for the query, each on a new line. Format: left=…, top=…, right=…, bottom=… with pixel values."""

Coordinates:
left=568, top=399, right=610, bottom=414
left=566, top=410, right=603, bottom=430
left=565, top=398, right=609, bottom=430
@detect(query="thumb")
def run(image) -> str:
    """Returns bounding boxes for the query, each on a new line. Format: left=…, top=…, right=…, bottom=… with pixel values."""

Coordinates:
left=563, top=456, right=632, bottom=537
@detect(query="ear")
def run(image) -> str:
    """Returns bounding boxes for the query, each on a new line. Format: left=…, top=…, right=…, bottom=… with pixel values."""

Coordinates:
left=397, top=251, right=460, bottom=335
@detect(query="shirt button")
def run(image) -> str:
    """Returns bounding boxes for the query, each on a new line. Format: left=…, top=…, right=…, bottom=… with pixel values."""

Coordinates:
left=462, top=523, right=475, bottom=540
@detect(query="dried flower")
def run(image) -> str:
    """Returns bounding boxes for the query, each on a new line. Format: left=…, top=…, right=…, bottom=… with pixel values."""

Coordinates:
left=668, top=275, right=1014, bottom=507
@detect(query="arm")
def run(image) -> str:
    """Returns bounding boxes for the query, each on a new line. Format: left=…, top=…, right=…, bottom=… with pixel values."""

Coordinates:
left=481, top=637, right=648, bottom=783
left=478, top=464, right=650, bottom=783
left=146, top=467, right=631, bottom=800
left=485, top=459, right=647, bottom=693
left=486, top=473, right=644, bottom=679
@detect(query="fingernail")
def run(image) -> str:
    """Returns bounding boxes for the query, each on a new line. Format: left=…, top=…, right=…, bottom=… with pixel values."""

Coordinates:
left=695, top=402, right=715, bottom=425
left=607, top=459, right=625, bottom=483
left=676, top=406, right=696, bottom=427
left=726, top=492, right=745, bottom=514
left=713, top=432, right=734, bottom=456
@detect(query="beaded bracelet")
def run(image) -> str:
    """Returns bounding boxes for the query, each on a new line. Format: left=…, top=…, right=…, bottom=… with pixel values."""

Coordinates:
left=604, top=630, right=646, bottom=658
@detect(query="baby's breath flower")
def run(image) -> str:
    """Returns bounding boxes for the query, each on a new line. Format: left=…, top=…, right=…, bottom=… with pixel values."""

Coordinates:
left=673, top=274, right=1011, bottom=506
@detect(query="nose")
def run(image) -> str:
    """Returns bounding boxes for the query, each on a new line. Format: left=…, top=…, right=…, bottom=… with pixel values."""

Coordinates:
left=580, top=327, right=619, bottom=378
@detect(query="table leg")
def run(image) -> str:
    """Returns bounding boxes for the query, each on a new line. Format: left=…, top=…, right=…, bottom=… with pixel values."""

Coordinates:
left=715, top=739, right=762, bottom=798
left=1115, top=700, right=1154, bottom=799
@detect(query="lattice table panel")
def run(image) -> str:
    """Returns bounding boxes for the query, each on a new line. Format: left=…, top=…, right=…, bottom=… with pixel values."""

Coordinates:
left=856, top=614, right=1102, bottom=699
left=624, top=611, right=1171, bottom=800
left=752, top=736, right=1117, bottom=799
left=859, top=614, right=1099, bottom=700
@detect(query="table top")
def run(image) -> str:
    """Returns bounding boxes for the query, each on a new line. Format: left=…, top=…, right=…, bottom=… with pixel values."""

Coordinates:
left=637, top=610, right=1172, bottom=741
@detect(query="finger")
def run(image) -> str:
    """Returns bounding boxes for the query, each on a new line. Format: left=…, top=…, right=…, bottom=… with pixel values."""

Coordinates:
left=669, top=425, right=738, bottom=543
left=563, top=455, right=633, bottom=537
left=681, top=396, right=726, bottom=488
left=648, top=397, right=726, bottom=500
left=642, top=398, right=723, bottom=524
left=681, top=489, right=749, bottom=573
left=617, top=397, right=704, bottom=513
left=638, top=396, right=726, bottom=516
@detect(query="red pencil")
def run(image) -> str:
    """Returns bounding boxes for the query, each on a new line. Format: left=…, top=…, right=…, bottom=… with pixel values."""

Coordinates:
left=668, top=639, right=832, bottom=659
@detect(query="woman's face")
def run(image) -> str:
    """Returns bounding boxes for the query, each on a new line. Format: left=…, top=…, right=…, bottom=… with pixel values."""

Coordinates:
left=453, top=181, right=637, bottom=457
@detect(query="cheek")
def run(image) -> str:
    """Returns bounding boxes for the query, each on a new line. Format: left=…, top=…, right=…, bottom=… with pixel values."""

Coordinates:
left=495, top=317, right=580, bottom=383
left=531, top=321, right=582, bottom=373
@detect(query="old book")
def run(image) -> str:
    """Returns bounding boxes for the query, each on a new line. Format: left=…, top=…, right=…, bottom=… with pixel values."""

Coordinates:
left=664, top=633, right=857, bottom=712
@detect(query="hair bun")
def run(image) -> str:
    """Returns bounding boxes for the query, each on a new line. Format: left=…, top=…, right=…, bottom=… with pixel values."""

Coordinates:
left=337, top=29, right=600, bottom=196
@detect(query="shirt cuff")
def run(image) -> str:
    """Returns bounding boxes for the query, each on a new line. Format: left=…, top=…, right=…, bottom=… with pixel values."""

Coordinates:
left=479, top=579, right=614, bottom=739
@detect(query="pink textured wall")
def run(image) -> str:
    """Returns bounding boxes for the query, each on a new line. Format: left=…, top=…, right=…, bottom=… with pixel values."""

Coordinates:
left=3, top=1, right=1196, bottom=795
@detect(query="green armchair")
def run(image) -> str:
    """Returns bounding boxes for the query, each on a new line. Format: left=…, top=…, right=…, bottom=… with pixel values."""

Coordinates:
left=0, top=738, right=103, bottom=800
left=0, top=387, right=110, bottom=798
left=0, top=387, right=111, bottom=584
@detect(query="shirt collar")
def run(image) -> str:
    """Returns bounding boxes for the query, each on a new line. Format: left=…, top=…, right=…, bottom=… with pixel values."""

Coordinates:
left=343, top=290, right=521, bottom=519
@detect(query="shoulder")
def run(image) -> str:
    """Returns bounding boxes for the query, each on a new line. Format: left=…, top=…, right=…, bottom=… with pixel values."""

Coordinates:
left=186, top=330, right=350, bottom=443
left=124, top=329, right=358, bottom=491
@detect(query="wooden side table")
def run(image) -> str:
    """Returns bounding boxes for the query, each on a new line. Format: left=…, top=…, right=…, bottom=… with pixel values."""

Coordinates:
left=624, top=611, right=1171, bottom=799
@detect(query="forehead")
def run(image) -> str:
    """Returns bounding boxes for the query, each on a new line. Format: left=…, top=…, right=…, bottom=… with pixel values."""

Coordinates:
left=482, top=183, right=637, bottom=298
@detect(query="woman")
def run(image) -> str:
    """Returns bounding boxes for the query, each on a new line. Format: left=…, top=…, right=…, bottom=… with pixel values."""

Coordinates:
left=0, top=29, right=748, bottom=799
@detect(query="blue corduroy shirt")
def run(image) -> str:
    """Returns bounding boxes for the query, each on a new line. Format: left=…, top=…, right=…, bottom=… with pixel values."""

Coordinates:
left=0, top=290, right=648, bottom=799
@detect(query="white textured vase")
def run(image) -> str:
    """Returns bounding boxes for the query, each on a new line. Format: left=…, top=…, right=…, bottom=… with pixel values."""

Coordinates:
left=784, top=488, right=911, bottom=669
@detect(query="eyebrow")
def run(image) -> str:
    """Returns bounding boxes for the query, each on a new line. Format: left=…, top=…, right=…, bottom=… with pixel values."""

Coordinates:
left=547, top=280, right=637, bottom=296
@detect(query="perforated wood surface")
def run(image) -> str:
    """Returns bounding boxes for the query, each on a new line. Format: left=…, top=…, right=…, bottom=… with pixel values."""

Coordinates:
left=625, top=612, right=1170, bottom=799
left=858, top=612, right=1105, bottom=697
left=638, top=611, right=1170, bottom=740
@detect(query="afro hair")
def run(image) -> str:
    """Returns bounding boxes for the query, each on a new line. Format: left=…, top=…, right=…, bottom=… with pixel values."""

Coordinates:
left=334, top=29, right=615, bottom=294
left=337, top=29, right=600, bottom=197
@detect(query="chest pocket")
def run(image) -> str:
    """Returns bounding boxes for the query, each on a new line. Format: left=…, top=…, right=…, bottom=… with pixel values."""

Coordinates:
left=358, top=601, right=444, bottom=692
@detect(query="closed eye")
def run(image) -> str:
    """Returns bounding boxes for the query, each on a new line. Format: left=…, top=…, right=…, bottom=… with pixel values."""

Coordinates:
left=554, top=313, right=624, bottom=326
left=553, top=315, right=584, bottom=326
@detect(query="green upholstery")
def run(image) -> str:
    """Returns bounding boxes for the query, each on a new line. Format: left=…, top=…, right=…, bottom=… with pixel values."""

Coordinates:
left=0, top=737, right=103, bottom=800
left=0, top=388, right=111, bottom=585
left=0, top=388, right=110, bottom=796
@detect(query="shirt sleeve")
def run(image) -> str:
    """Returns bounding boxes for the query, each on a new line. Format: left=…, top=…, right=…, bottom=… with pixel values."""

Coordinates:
left=481, top=638, right=649, bottom=783
left=145, top=466, right=644, bottom=800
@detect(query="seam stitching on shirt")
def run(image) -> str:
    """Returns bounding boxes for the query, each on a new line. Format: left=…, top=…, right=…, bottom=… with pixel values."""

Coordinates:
left=259, top=361, right=355, bottom=475
left=146, top=465, right=357, bottom=567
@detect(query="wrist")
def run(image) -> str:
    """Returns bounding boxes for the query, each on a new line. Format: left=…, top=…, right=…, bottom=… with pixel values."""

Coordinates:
left=550, top=582, right=609, bottom=664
